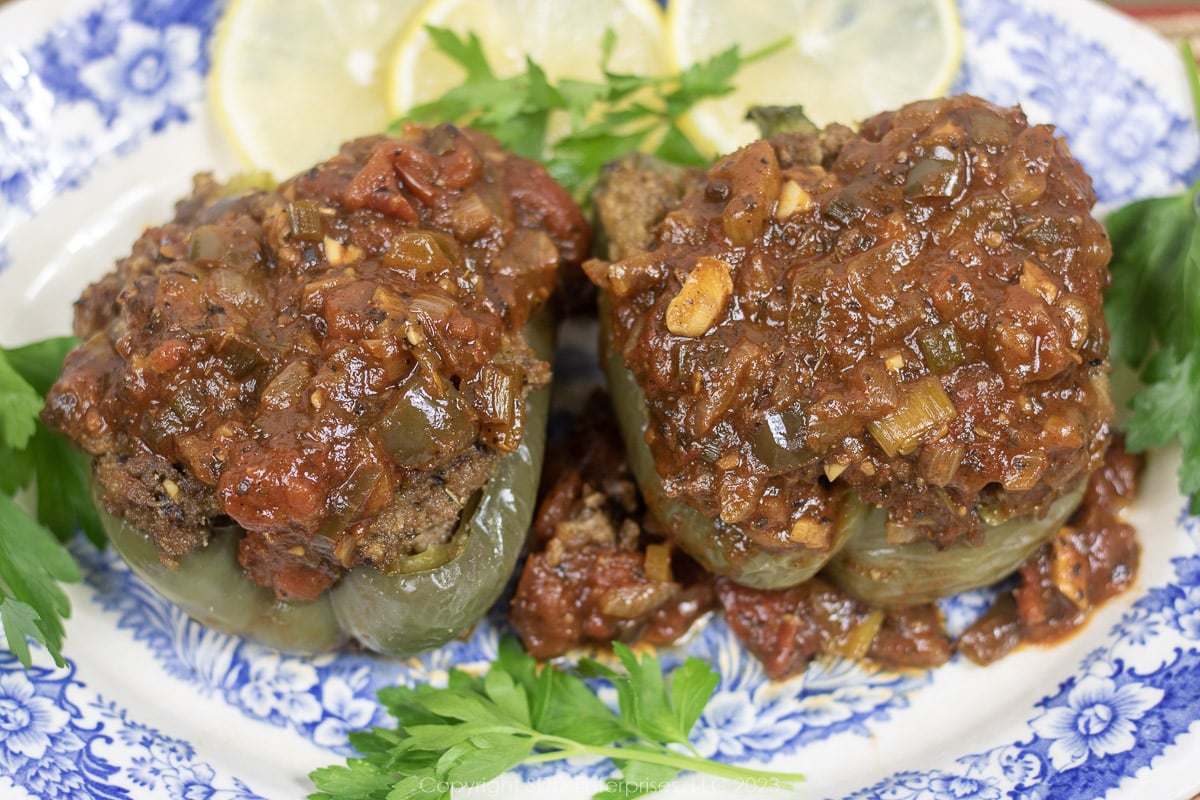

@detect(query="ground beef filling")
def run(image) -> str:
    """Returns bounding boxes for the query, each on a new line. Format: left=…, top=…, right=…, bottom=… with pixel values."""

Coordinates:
left=588, top=95, right=1114, bottom=548
left=43, top=124, right=589, bottom=602
left=509, top=392, right=716, bottom=659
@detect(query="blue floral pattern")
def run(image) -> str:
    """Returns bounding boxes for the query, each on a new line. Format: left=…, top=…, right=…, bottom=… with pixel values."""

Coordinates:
left=954, top=0, right=1199, bottom=202
left=77, top=543, right=395, bottom=758
left=2, top=0, right=1200, bottom=797
left=0, top=0, right=221, bottom=264
left=0, top=653, right=265, bottom=799
left=76, top=540, right=930, bottom=778
left=847, top=531, right=1200, bottom=800
left=1031, top=672, right=1163, bottom=772
left=684, top=623, right=931, bottom=761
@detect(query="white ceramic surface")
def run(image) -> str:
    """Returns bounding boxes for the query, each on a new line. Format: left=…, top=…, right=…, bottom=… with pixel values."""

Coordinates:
left=1, top=1, right=1199, bottom=798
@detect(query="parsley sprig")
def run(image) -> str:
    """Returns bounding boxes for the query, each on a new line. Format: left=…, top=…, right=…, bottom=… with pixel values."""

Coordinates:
left=1105, top=43, right=1200, bottom=513
left=309, top=636, right=803, bottom=800
left=398, top=27, right=787, bottom=197
left=0, top=337, right=100, bottom=667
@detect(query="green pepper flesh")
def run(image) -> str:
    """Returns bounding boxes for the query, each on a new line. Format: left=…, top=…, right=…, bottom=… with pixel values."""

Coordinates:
left=825, top=480, right=1088, bottom=607
left=601, top=303, right=860, bottom=589
left=101, top=505, right=348, bottom=652
left=329, top=354, right=548, bottom=656
left=97, top=315, right=553, bottom=656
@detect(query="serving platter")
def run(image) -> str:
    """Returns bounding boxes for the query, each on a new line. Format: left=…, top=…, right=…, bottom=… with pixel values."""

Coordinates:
left=1, top=0, right=1199, bottom=798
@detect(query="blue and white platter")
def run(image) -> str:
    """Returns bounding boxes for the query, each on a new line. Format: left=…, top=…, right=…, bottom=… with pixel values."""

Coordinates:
left=1, top=0, right=1199, bottom=798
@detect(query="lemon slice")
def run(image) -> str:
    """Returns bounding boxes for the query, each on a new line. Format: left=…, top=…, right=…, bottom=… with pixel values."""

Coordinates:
left=666, top=0, right=963, bottom=156
left=386, top=0, right=669, bottom=119
left=209, top=0, right=426, bottom=179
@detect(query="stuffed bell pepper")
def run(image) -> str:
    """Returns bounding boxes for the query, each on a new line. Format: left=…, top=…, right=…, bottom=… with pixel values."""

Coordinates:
left=42, top=124, right=589, bottom=656
left=559, top=95, right=1139, bottom=675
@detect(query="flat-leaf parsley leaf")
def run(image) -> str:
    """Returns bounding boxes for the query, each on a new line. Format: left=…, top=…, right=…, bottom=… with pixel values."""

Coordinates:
left=308, top=635, right=802, bottom=800
left=1105, top=43, right=1200, bottom=512
left=396, top=27, right=788, bottom=199
left=0, top=337, right=92, bottom=667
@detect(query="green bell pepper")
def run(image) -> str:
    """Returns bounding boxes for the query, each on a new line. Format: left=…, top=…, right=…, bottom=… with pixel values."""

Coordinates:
left=100, top=316, right=552, bottom=656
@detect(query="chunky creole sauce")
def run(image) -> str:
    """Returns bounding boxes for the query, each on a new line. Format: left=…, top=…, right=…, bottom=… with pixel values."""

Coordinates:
left=591, top=95, right=1114, bottom=550
left=512, top=390, right=1139, bottom=679
left=43, top=124, right=588, bottom=602
left=510, top=391, right=717, bottom=659
left=959, top=438, right=1142, bottom=665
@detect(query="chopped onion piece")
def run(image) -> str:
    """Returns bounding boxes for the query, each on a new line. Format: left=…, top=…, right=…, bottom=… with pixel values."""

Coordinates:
left=868, top=376, right=957, bottom=457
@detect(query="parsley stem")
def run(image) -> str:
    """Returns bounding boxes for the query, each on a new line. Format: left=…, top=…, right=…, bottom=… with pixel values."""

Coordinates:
left=526, top=737, right=806, bottom=785
left=741, top=35, right=794, bottom=66
left=1184, top=41, right=1200, bottom=127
